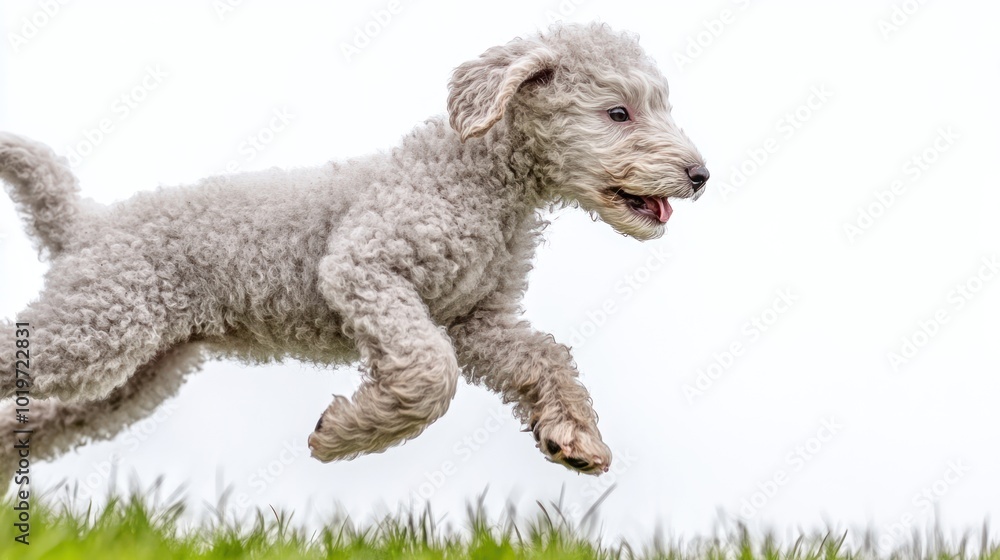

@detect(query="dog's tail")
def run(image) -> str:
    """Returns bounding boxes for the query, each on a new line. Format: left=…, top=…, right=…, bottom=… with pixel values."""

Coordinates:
left=0, top=132, right=82, bottom=256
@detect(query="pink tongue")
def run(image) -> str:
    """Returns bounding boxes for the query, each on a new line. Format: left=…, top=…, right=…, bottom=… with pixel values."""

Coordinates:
left=643, top=196, right=672, bottom=223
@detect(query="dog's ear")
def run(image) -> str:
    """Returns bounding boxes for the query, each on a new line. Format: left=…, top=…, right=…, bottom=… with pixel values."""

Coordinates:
left=447, top=40, right=557, bottom=142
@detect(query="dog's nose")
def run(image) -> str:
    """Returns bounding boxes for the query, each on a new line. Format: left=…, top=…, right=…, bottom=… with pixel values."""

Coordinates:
left=686, top=165, right=709, bottom=201
left=686, top=165, right=710, bottom=187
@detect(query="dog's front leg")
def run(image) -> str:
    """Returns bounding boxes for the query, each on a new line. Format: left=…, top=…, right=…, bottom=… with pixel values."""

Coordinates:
left=309, top=257, right=460, bottom=462
left=449, top=305, right=611, bottom=474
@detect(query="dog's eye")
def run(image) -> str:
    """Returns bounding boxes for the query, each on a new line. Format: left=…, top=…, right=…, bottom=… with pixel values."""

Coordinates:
left=607, top=107, right=630, bottom=122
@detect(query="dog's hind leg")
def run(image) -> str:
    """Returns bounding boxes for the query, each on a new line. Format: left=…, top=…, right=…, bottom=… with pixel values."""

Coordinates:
left=0, top=320, right=21, bottom=402
left=0, top=343, right=205, bottom=481
left=0, top=249, right=186, bottom=403
left=307, top=259, right=460, bottom=462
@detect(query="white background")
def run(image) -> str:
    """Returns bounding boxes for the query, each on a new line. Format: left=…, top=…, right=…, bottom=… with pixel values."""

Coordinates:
left=2, top=0, right=999, bottom=550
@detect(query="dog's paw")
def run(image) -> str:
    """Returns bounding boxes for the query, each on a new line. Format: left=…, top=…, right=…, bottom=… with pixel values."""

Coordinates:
left=307, top=395, right=360, bottom=463
left=529, top=416, right=611, bottom=475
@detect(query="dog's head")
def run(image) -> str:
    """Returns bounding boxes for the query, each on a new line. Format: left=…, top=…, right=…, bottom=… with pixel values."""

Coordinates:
left=448, top=23, right=708, bottom=240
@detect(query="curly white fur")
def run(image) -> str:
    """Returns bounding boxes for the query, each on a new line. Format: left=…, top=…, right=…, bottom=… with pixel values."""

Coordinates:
left=0, top=23, right=707, bottom=479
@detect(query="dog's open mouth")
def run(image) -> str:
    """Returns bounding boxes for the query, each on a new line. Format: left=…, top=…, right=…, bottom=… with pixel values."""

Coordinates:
left=609, top=188, right=672, bottom=223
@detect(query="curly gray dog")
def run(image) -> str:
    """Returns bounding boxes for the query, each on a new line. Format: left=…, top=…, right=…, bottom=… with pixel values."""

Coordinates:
left=0, top=23, right=707, bottom=479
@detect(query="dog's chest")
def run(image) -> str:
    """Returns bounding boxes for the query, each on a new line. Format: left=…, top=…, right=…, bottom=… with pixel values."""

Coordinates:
left=421, top=212, right=537, bottom=325
left=428, top=256, right=502, bottom=322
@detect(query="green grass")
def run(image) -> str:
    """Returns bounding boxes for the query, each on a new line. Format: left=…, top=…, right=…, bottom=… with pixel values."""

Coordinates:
left=1, top=485, right=998, bottom=560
